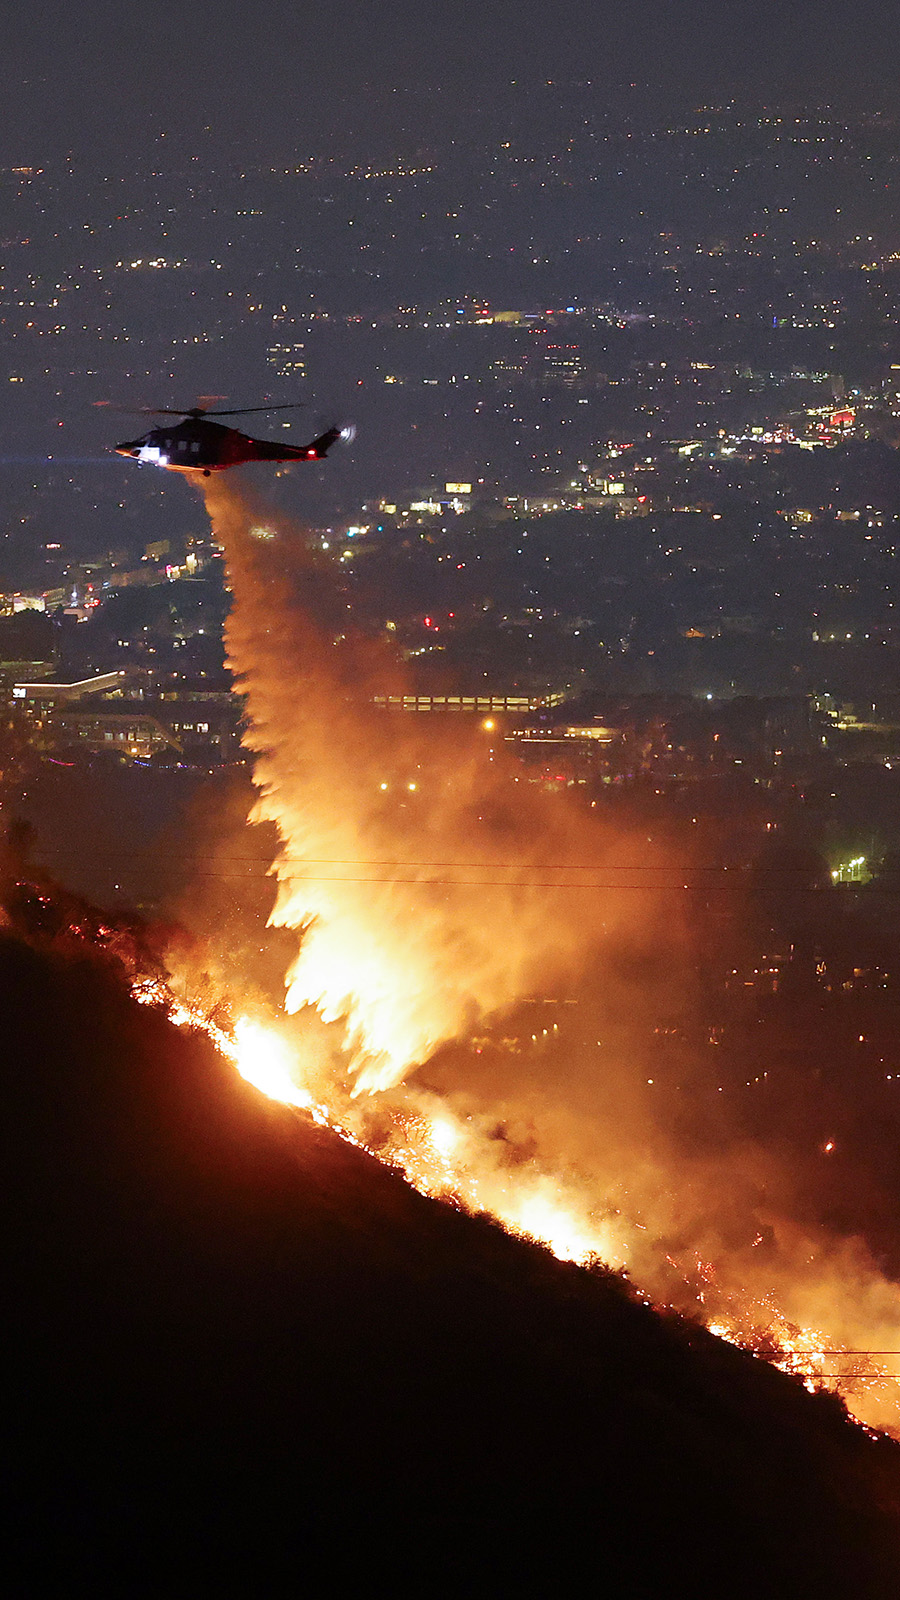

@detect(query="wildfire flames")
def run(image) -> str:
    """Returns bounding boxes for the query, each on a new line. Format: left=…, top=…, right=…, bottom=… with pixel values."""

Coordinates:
left=125, top=475, right=900, bottom=1436
left=131, top=970, right=900, bottom=1433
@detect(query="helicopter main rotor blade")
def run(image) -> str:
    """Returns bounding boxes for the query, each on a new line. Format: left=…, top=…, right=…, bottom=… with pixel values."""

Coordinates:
left=95, top=399, right=308, bottom=419
left=207, top=402, right=307, bottom=417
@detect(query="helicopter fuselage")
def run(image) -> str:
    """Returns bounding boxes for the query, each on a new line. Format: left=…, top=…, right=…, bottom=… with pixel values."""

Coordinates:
left=115, top=417, right=341, bottom=474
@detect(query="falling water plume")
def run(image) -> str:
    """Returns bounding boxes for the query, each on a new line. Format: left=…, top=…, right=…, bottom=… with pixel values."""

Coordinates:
left=201, top=475, right=670, bottom=1092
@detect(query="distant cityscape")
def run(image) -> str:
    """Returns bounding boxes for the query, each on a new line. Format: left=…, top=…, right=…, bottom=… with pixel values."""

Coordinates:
left=5, top=90, right=900, bottom=1040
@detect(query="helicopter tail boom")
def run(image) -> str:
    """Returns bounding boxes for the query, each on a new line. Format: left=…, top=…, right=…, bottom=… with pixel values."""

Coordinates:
left=251, top=425, right=343, bottom=462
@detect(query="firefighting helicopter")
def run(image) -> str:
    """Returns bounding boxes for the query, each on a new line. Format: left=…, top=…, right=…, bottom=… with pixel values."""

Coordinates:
left=108, top=400, right=351, bottom=476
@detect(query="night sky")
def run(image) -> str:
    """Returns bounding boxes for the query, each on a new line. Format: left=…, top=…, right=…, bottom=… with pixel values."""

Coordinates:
left=5, top=0, right=900, bottom=162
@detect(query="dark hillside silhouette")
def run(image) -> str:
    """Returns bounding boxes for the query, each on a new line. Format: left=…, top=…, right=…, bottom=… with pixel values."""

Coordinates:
left=3, top=930, right=900, bottom=1597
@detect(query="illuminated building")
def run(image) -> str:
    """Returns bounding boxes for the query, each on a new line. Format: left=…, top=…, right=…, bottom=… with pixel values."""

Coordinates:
left=372, top=690, right=566, bottom=715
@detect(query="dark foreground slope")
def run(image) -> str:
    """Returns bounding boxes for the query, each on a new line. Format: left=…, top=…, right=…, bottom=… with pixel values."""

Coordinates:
left=3, top=932, right=900, bottom=1598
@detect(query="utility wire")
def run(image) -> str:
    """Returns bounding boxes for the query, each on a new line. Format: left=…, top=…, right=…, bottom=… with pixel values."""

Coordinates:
left=18, top=856, right=893, bottom=891
left=15, top=845, right=886, bottom=884
left=12, top=849, right=856, bottom=872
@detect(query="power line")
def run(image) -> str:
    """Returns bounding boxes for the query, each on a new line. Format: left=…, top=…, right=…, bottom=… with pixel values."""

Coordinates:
left=4, top=834, right=887, bottom=891
left=22, top=867, right=895, bottom=893
left=25, top=852, right=859, bottom=873
left=17, top=845, right=889, bottom=889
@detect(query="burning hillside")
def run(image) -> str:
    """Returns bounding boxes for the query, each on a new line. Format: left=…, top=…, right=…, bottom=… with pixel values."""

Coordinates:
left=152, top=476, right=900, bottom=1436
left=4, top=920, right=900, bottom=1595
